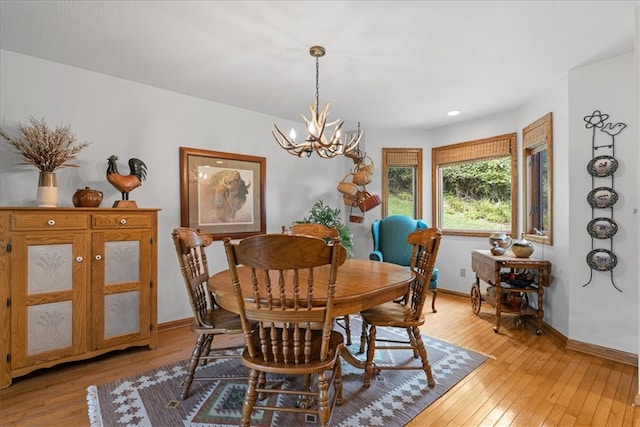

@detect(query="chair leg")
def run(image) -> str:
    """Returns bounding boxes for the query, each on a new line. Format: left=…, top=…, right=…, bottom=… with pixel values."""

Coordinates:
left=431, top=289, right=438, bottom=313
left=297, top=374, right=315, bottom=409
left=241, top=369, right=260, bottom=427
left=180, top=333, right=207, bottom=400
left=257, top=371, right=266, bottom=390
left=363, top=325, right=377, bottom=388
left=358, top=321, right=369, bottom=354
left=256, top=371, right=268, bottom=401
left=317, top=371, right=330, bottom=427
left=343, top=315, right=351, bottom=345
left=200, top=334, right=214, bottom=365
left=411, top=326, right=435, bottom=387
left=406, top=327, right=419, bottom=358
left=334, top=358, right=344, bottom=406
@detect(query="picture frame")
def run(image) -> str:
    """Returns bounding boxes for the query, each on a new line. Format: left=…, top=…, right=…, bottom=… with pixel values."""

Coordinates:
left=180, top=147, right=266, bottom=240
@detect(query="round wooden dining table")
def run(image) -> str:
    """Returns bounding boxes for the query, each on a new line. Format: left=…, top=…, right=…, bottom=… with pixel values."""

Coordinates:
left=207, top=258, right=415, bottom=367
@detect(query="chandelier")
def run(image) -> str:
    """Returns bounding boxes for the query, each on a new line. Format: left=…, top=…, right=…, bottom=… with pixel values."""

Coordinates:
left=272, top=45, right=363, bottom=158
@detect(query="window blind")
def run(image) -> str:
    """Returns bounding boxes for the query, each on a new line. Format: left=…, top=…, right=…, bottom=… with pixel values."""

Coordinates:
left=433, top=133, right=516, bottom=167
left=385, top=149, right=420, bottom=166
left=523, top=113, right=552, bottom=150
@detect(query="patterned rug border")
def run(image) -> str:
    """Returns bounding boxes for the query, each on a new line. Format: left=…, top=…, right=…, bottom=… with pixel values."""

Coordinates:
left=87, top=323, right=487, bottom=426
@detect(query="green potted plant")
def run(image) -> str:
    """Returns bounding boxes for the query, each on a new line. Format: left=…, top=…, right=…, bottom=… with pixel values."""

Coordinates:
left=296, top=200, right=354, bottom=256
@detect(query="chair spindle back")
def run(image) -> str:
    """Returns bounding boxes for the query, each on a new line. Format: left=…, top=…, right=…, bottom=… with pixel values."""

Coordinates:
left=224, top=234, right=345, bottom=365
left=407, top=228, right=442, bottom=317
left=172, top=227, right=216, bottom=327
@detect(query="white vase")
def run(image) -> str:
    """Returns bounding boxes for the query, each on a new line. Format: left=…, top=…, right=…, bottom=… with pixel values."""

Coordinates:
left=37, top=171, right=58, bottom=207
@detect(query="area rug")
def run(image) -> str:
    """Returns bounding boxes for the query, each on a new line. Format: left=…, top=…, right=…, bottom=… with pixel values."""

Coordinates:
left=87, top=320, right=486, bottom=426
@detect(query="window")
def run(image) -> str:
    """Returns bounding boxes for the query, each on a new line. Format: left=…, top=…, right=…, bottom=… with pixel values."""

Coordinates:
left=523, top=113, right=553, bottom=245
left=432, top=133, right=517, bottom=237
left=382, top=148, right=422, bottom=218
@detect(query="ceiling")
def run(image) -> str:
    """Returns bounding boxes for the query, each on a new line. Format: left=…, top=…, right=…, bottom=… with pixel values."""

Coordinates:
left=1, top=1, right=638, bottom=131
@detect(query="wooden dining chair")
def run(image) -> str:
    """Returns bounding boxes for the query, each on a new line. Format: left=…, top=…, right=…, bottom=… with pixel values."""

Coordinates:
left=359, top=227, right=442, bottom=388
left=223, top=233, right=347, bottom=427
left=172, top=227, right=247, bottom=400
left=282, top=223, right=353, bottom=345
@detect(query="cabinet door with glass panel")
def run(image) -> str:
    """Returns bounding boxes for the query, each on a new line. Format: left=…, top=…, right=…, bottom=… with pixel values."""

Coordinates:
left=91, top=228, right=152, bottom=350
left=10, top=232, right=91, bottom=370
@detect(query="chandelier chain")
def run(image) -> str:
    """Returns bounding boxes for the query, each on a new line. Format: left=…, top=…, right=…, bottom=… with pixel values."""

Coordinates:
left=315, top=56, right=320, bottom=113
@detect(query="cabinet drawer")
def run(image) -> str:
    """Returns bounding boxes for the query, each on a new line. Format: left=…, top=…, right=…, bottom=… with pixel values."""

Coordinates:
left=10, top=213, right=89, bottom=231
left=92, top=213, right=152, bottom=229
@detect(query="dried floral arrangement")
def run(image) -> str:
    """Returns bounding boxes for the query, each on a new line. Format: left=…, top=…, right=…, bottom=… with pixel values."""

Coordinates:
left=0, top=116, right=91, bottom=172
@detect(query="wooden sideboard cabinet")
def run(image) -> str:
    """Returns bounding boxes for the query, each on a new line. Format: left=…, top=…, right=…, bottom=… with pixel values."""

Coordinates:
left=0, top=207, right=160, bottom=388
left=470, top=249, right=552, bottom=335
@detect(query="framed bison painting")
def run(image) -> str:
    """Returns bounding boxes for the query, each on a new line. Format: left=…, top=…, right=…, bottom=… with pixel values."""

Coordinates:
left=180, top=147, right=266, bottom=240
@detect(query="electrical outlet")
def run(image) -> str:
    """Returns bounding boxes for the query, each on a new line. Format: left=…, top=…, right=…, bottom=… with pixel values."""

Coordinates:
left=460, top=268, right=466, bottom=278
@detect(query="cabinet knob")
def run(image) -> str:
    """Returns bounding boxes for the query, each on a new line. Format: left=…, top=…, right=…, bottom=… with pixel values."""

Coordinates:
left=47, top=219, right=56, bottom=226
left=119, top=218, right=127, bottom=225
left=95, top=254, right=102, bottom=261
left=76, top=256, right=83, bottom=262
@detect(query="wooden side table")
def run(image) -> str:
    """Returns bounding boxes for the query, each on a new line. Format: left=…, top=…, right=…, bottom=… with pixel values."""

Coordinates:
left=470, top=249, right=552, bottom=335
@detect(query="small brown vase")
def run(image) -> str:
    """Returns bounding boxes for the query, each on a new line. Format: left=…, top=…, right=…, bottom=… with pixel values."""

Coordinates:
left=73, top=187, right=103, bottom=207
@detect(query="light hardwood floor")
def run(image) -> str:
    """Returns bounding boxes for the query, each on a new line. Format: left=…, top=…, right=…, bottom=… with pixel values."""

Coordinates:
left=0, top=292, right=638, bottom=426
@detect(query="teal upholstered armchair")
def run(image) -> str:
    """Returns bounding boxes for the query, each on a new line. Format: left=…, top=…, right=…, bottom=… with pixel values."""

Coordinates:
left=370, top=215, right=440, bottom=312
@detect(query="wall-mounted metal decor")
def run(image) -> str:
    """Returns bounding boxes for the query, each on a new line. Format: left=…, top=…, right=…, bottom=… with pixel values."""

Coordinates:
left=582, top=110, right=627, bottom=292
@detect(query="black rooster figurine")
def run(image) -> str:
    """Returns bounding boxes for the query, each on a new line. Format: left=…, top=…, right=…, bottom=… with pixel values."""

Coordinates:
left=106, top=155, right=147, bottom=207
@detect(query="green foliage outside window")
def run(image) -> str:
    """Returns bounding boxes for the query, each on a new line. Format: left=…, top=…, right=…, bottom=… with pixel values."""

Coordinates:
left=387, top=166, right=415, bottom=217
left=442, top=158, right=511, bottom=230
left=442, top=158, right=511, bottom=202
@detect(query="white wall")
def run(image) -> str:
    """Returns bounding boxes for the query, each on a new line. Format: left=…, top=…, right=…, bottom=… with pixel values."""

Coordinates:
left=568, top=54, right=639, bottom=354
left=0, top=50, right=349, bottom=323
left=636, top=5, right=640, bottom=387
left=517, top=78, right=570, bottom=335
left=1, top=48, right=638, bottom=355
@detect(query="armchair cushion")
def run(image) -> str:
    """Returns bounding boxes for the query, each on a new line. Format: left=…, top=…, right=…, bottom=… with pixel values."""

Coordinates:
left=369, top=215, right=439, bottom=290
left=370, top=215, right=428, bottom=266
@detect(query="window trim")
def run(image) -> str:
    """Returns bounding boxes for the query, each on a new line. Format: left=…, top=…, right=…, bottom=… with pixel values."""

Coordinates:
left=381, top=148, right=422, bottom=219
left=523, top=112, right=553, bottom=245
left=431, top=133, right=518, bottom=237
